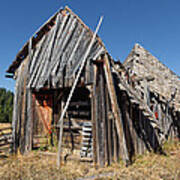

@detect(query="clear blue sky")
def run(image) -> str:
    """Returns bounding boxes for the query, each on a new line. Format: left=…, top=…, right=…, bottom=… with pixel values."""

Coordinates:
left=1, top=0, right=180, bottom=91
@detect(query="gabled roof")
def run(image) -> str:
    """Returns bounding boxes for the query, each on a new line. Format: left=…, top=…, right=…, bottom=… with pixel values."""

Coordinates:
left=6, top=6, right=106, bottom=74
left=123, top=43, right=180, bottom=110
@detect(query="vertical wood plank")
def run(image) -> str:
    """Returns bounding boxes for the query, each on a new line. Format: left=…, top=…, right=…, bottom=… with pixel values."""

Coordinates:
left=96, top=64, right=105, bottom=167
left=25, top=89, right=33, bottom=152
left=92, top=64, right=98, bottom=166
left=103, top=54, right=130, bottom=165
left=100, top=64, right=108, bottom=166
left=127, top=102, right=137, bottom=159
left=105, top=86, right=112, bottom=165
left=12, top=69, right=21, bottom=153
left=112, top=118, right=118, bottom=163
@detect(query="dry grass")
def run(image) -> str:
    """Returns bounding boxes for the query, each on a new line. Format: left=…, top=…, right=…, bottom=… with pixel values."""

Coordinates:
left=0, top=140, right=180, bottom=180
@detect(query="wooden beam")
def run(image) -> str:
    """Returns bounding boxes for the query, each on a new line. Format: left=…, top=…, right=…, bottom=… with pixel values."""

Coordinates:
left=112, top=119, right=118, bottom=162
left=99, top=64, right=106, bottom=166
left=103, top=54, right=130, bottom=165
left=92, top=64, right=98, bottom=166
left=25, top=89, right=33, bottom=152
left=5, top=74, right=14, bottom=79
left=106, top=88, right=112, bottom=165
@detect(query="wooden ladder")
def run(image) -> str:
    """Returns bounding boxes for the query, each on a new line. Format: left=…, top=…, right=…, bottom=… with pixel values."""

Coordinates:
left=80, top=122, right=92, bottom=158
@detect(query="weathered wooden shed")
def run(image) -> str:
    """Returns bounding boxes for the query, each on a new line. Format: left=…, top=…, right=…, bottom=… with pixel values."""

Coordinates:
left=123, top=44, right=180, bottom=140
left=6, top=7, right=180, bottom=167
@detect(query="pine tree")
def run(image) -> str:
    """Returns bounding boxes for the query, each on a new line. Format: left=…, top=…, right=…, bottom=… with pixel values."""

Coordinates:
left=0, top=88, right=14, bottom=123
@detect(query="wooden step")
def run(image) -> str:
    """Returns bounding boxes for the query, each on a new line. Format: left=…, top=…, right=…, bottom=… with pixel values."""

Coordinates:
left=82, top=132, right=92, bottom=136
left=82, top=141, right=92, bottom=146
left=82, top=137, right=92, bottom=142
left=83, top=122, right=92, bottom=127
left=81, top=146, right=92, bottom=151
left=82, top=127, right=92, bottom=132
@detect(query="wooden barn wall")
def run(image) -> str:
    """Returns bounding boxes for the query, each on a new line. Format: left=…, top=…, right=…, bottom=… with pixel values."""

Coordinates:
left=12, top=56, right=33, bottom=153
left=90, top=56, right=180, bottom=167
left=11, top=9, right=106, bottom=154
left=92, top=63, right=108, bottom=166
left=53, top=87, right=92, bottom=152
left=12, top=66, right=94, bottom=154
left=111, top=71, right=180, bottom=158
left=92, top=60, right=132, bottom=166
left=26, top=11, right=104, bottom=90
left=116, top=90, right=161, bottom=155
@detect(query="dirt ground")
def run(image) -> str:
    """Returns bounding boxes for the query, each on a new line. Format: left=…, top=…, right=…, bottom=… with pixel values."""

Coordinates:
left=0, top=140, right=179, bottom=180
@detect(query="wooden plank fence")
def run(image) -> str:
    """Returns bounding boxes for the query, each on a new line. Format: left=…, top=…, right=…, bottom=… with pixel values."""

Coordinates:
left=0, top=126, right=12, bottom=154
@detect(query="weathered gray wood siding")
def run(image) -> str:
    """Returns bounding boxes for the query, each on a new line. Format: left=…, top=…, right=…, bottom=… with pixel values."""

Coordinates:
left=11, top=9, right=105, bottom=154
left=25, top=12, right=105, bottom=90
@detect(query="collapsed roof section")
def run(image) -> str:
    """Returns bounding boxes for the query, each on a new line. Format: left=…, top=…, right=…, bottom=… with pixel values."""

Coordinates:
left=123, top=43, right=180, bottom=111
left=6, top=7, right=106, bottom=90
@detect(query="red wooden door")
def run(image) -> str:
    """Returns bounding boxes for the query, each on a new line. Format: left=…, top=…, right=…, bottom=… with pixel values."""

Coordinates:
left=33, top=92, right=53, bottom=136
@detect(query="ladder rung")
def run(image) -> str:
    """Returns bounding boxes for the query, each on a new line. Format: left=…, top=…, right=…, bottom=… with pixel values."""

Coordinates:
left=83, top=122, right=92, bottom=127
left=82, top=142, right=92, bottom=146
left=82, top=127, right=92, bottom=131
left=81, top=147, right=92, bottom=151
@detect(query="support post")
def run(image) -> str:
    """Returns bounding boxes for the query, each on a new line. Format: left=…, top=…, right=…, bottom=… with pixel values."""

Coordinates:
left=103, top=54, right=130, bottom=165
left=92, top=64, right=98, bottom=166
